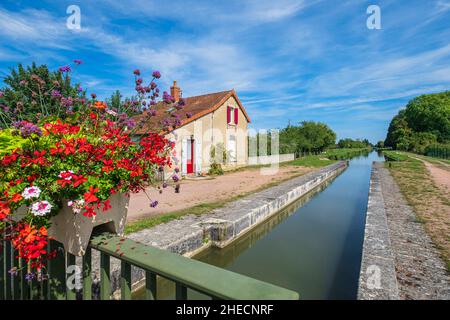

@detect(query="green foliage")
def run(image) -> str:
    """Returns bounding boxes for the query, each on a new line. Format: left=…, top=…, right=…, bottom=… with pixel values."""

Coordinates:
left=375, top=140, right=384, bottom=148
left=0, top=129, right=30, bottom=155
left=0, top=63, right=83, bottom=127
left=208, top=143, right=226, bottom=175
left=385, top=91, right=450, bottom=153
left=279, top=121, right=336, bottom=155
left=337, top=138, right=371, bottom=149
left=383, top=150, right=408, bottom=162
left=425, top=143, right=450, bottom=160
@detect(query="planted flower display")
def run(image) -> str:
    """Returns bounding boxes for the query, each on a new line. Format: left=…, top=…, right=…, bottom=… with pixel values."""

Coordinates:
left=0, top=61, right=184, bottom=275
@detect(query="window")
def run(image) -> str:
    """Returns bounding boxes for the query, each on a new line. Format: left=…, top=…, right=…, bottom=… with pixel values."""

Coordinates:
left=227, top=106, right=239, bottom=125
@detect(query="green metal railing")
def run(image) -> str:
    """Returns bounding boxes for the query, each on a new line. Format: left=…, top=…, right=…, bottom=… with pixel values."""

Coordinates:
left=1, top=232, right=299, bottom=300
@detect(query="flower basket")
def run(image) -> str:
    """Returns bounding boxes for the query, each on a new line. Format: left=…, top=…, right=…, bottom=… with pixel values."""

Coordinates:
left=48, top=193, right=129, bottom=256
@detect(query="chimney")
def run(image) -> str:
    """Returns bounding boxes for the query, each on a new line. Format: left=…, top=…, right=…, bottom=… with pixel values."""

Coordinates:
left=170, top=80, right=181, bottom=102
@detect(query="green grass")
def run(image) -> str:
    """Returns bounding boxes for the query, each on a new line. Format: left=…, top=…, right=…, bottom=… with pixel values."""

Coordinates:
left=386, top=154, right=450, bottom=273
left=125, top=169, right=310, bottom=234
left=383, top=150, right=408, bottom=162
left=284, top=155, right=336, bottom=168
left=125, top=202, right=226, bottom=234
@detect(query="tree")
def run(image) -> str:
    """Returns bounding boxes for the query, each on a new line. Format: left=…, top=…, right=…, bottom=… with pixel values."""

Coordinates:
left=384, top=91, right=450, bottom=153
left=375, top=140, right=384, bottom=148
left=279, top=121, right=336, bottom=155
left=0, top=63, right=83, bottom=127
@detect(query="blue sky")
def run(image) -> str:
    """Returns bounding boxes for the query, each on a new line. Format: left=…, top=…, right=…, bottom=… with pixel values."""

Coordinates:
left=0, top=0, right=449, bottom=143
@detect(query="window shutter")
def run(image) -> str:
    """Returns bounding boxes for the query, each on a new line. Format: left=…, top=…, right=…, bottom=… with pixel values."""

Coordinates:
left=234, top=108, right=238, bottom=125
left=227, top=106, right=231, bottom=124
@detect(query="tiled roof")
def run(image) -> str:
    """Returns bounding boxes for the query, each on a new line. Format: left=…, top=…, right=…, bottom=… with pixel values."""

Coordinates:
left=133, top=89, right=250, bottom=135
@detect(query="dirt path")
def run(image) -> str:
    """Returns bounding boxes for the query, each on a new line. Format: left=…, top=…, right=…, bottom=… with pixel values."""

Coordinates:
left=411, top=156, right=450, bottom=192
left=127, top=165, right=313, bottom=222
left=423, top=161, right=450, bottom=191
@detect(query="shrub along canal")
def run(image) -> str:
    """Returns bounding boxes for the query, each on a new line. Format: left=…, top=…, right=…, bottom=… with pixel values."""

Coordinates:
left=134, top=151, right=384, bottom=299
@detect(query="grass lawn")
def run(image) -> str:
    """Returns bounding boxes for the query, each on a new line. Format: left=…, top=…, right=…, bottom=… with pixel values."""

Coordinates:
left=386, top=154, right=450, bottom=272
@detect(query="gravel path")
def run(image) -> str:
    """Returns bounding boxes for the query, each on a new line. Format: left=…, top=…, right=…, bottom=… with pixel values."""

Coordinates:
left=377, top=162, right=450, bottom=299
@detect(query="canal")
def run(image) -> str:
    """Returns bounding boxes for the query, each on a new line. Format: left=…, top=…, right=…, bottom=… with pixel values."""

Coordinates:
left=134, top=151, right=384, bottom=300
left=194, top=151, right=384, bottom=300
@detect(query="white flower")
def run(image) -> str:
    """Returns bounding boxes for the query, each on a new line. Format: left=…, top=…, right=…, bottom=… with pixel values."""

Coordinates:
left=58, top=170, right=74, bottom=180
left=22, top=186, right=41, bottom=199
left=31, top=200, right=52, bottom=216
left=68, top=199, right=85, bottom=214
left=106, top=109, right=118, bottom=116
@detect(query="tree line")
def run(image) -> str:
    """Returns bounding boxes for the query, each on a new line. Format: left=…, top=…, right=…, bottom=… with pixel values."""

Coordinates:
left=384, top=91, right=450, bottom=157
left=250, top=121, right=371, bottom=157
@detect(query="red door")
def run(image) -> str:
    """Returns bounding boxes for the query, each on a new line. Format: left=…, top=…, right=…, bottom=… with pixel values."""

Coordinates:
left=186, top=139, right=194, bottom=174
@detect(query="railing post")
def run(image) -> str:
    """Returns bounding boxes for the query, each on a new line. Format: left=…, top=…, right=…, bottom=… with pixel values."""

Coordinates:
left=120, top=261, right=132, bottom=300
left=0, top=240, right=4, bottom=300
left=4, top=240, right=11, bottom=299
left=19, top=258, right=29, bottom=300
left=145, top=271, right=156, bottom=300
left=175, top=283, right=187, bottom=300
left=66, top=253, right=77, bottom=300
left=100, top=252, right=110, bottom=300
left=82, top=247, right=92, bottom=300
left=47, top=240, right=66, bottom=300
left=11, top=248, right=20, bottom=299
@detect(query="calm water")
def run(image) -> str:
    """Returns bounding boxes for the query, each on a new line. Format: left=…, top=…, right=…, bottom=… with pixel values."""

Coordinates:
left=134, top=151, right=384, bottom=300
left=194, top=151, right=384, bottom=300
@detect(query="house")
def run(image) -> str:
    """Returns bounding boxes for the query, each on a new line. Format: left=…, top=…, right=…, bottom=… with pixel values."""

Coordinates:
left=134, top=81, right=251, bottom=175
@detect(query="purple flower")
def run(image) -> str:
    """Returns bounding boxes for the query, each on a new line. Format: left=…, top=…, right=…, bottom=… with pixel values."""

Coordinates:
left=51, top=90, right=62, bottom=98
left=152, top=70, right=161, bottom=79
left=174, top=167, right=180, bottom=173
left=162, top=91, right=174, bottom=104
left=186, top=112, right=192, bottom=118
left=73, top=59, right=83, bottom=65
left=172, top=175, right=179, bottom=182
left=59, top=65, right=71, bottom=73
left=178, top=98, right=186, bottom=106
left=133, top=69, right=141, bottom=76
left=77, top=86, right=83, bottom=93
left=12, top=121, right=42, bottom=138
left=135, top=78, right=143, bottom=85
left=150, top=81, right=157, bottom=89
left=8, top=267, right=18, bottom=276
left=0, top=91, right=4, bottom=97
left=25, top=272, right=36, bottom=281
left=162, top=182, right=168, bottom=188
left=61, top=97, right=74, bottom=108
left=150, top=200, right=158, bottom=208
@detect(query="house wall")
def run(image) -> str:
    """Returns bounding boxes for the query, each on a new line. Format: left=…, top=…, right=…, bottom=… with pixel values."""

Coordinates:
left=166, top=96, right=249, bottom=174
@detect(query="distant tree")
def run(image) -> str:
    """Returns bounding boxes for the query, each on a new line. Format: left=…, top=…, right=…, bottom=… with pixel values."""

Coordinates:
left=279, top=121, right=336, bottom=155
left=337, top=138, right=370, bottom=149
left=375, top=140, right=384, bottom=148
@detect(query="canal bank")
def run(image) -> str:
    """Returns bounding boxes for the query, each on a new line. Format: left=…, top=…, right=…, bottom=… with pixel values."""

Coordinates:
left=194, top=152, right=383, bottom=299
left=93, top=160, right=347, bottom=296
left=358, top=162, right=450, bottom=300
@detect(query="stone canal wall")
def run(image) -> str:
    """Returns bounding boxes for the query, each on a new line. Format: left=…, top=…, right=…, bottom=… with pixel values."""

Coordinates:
left=91, top=161, right=348, bottom=295
left=357, top=163, right=399, bottom=299
left=358, top=162, right=450, bottom=300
